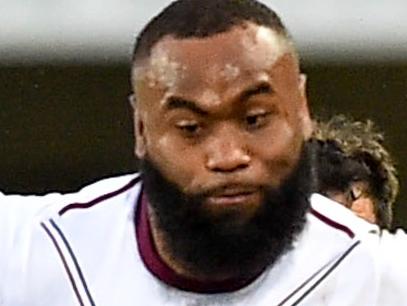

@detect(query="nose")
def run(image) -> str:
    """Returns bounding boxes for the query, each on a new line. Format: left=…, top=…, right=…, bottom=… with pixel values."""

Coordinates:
left=205, top=129, right=251, bottom=173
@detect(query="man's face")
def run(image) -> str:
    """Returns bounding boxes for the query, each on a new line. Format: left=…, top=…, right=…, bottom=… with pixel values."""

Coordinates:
left=133, top=23, right=311, bottom=221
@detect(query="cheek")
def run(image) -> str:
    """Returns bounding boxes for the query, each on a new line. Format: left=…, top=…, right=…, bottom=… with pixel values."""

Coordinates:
left=145, top=131, right=205, bottom=191
left=352, top=198, right=377, bottom=224
left=250, top=121, right=303, bottom=186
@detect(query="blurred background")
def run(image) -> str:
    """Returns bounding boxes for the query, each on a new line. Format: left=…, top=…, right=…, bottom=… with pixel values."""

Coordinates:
left=1, top=0, right=406, bottom=226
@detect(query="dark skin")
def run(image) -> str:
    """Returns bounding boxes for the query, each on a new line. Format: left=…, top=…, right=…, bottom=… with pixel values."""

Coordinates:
left=132, top=23, right=312, bottom=280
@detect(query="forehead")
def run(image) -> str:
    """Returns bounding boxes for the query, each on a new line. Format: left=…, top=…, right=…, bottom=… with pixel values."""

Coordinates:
left=134, top=23, right=296, bottom=105
left=154, top=25, right=287, bottom=65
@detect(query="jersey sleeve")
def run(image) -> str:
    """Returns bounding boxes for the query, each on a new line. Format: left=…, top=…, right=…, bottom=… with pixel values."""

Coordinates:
left=0, top=192, right=63, bottom=243
left=0, top=192, right=63, bottom=299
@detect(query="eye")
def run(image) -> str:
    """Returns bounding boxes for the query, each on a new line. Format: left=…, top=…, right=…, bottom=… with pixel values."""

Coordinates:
left=245, top=112, right=270, bottom=130
left=175, top=121, right=201, bottom=137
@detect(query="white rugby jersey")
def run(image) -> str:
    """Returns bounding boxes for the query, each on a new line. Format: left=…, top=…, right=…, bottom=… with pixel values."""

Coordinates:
left=1, top=173, right=407, bottom=305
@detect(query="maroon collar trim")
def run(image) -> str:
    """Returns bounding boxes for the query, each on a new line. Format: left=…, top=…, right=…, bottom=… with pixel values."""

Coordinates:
left=135, top=190, right=262, bottom=293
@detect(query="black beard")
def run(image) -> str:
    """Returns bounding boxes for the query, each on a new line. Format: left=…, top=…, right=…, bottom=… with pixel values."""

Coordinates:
left=140, top=143, right=316, bottom=281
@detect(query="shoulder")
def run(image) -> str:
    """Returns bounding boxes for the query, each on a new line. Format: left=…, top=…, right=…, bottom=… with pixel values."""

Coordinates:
left=0, top=191, right=66, bottom=257
left=57, top=173, right=142, bottom=217
left=308, top=193, right=379, bottom=239
left=0, top=173, right=143, bottom=303
left=50, top=173, right=142, bottom=239
left=0, top=173, right=142, bottom=258
left=0, top=173, right=142, bottom=222
left=255, top=195, right=381, bottom=305
left=30, top=174, right=144, bottom=305
left=305, top=194, right=407, bottom=303
left=287, top=193, right=374, bottom=273
left=288, top=194, right=379, bottom=287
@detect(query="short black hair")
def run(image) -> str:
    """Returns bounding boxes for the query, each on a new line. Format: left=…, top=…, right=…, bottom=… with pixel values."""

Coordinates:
left=132, top=0, right=291, bottom=64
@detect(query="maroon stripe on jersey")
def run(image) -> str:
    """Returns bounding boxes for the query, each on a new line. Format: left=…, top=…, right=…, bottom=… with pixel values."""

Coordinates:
left=310, top=207, right=355, bottom=238
left=41, top=222, right=85, bottom=306
left=59, top=175, right=140, bottom=216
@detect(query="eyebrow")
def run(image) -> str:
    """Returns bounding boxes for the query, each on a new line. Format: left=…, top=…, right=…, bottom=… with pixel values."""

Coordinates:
left=163, top=82, right=273, bottom=114
left=164, top=97, right=209, bottom=116
left=240, top=82, right=273, bottom=101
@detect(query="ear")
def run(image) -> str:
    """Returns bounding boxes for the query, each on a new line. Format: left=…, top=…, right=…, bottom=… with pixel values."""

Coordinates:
left=129, top=94, right=147, bottom=159
left=298, top=74, right=313, bottom=139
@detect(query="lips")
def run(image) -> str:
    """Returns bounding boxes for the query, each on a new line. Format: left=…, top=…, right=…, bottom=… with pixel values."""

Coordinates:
left=205, top=186, right=260, bottom=206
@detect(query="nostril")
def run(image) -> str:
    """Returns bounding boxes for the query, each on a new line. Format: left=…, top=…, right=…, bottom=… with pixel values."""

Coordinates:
left=205, top=138, right=251, bottom=172
left=206, top=155, right=250, bottom=173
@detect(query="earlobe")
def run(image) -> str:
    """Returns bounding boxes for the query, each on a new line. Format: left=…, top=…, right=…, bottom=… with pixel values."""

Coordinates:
left=129, top=94, right=137, bottom=109
left=299, top=74, right=307, bottom=97
left=133, top=107, right=147, bottom=159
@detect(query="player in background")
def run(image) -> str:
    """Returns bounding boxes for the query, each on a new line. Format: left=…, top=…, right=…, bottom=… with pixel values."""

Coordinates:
left=312, top=115, right=399, bottom=228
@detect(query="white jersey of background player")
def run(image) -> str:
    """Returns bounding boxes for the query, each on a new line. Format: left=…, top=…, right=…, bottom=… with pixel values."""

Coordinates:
left=2, top=0, right=407, bottom=305
left=1, top=174, right=407, bottom=305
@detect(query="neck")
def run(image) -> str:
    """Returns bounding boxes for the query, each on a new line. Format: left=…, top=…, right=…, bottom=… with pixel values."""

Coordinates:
left=148, top=207, right=191, bottom=278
